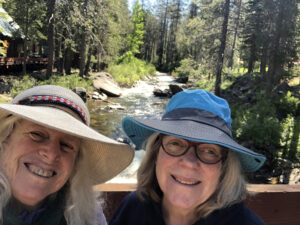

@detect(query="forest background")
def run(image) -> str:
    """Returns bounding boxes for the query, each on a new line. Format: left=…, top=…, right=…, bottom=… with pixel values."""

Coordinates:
left=0, top=0, right=299, bottom=182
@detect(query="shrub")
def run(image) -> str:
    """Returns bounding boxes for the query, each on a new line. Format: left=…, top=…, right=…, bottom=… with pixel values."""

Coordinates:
left=231, top=98, right=283, bottom=169
left=108, top=56, right=156, bottom=86
left=275, top=91, right=299, bottom=118
left=39, top=73, right=93, bottom=91
left=10, top=75, right=37, bottom=97
left=10, top=73, right=93, bottom=97
left=174, top=57, right=198, bottom=78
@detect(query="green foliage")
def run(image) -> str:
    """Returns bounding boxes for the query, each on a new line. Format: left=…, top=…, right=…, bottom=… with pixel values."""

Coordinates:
left=280, top=115, right=299, bottom=162
left=4, top=0, right=47, bottom=43
left=10, top=74, right=93, bottom=97
left=231, top=90, right=300, bottom=169
left=39, top=73, right=93, bottom=91
left=275, top=91, right=299, bottom=118
left=231, top=98, right=282, bottom=168
left=174, top=58, right=198, bottom=78
left=108, top=56, right=156, bottom=86
left=127, top=0, right=145, bottom=54
left=10, top=75, right=37, bottom=97
left=194, top=78, right=215, bottom=92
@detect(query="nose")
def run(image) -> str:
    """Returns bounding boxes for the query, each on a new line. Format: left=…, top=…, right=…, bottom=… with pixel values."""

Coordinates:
left=180, top=146, right=200, bottom=167
left=39, top=140, right=61, bottom=162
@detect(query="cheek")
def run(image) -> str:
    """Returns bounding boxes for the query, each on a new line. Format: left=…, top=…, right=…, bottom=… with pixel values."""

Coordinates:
left=62, top=153, right=78, bottom=177
left=205, top=164, right=222, bottom=189
left=1, top=146, right=18, bottom=179
left=155, top=150, right=172, bottom=191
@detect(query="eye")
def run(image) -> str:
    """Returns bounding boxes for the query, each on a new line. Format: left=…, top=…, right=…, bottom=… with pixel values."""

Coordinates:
left=169, top=140, right=182, bottom=146
left=167, top=139, right=187, bottom=148
left=201, top=148, right=221, bottom=157
left=27, top=131, right=46, bottom=142
left=61, top=142, right=75, bottom=153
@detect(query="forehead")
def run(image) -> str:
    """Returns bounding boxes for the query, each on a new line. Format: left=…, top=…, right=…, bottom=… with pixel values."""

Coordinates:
left=16, top=120, right=80, bottom=140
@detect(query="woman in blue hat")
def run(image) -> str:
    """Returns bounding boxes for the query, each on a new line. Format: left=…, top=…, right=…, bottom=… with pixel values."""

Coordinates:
left=110, top=89, right=266, bottom=225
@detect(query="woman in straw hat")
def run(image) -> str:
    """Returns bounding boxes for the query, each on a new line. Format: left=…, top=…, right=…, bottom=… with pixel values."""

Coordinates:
left=110, top=89, right=266, bottom=225
left=0, top=85, right=134, bottom=225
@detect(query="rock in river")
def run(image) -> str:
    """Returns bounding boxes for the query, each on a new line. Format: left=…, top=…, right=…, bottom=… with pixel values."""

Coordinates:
left=92, top=72, right=122, bottom=97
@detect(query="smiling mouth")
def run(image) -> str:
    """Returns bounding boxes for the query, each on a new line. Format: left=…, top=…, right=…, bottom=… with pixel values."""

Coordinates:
left=171, top=175, right=201, bottom=185
left=25, top=163, right=56, bottom=178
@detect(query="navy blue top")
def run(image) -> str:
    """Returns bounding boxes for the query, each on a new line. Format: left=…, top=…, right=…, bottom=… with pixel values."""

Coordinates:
left=109, top=191, right=265, bottom=225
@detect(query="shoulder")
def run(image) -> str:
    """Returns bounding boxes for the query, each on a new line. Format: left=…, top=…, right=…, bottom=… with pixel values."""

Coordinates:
left=237, top=203, right=266, bottom=225
left=109, top=191, right=144, bottom=225
left=202, top=202, right=266, bottom=225
left=117, top=191, right=141, bottom=209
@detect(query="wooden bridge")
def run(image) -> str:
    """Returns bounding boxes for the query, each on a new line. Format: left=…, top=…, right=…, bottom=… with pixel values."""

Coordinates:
left=96, top=183, right=300, bottom=225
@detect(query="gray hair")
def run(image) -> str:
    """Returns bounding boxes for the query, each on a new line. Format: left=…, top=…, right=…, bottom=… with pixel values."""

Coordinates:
left=0, top=112, right=104, bottom=225
left=137, top=133, right=248, bottom=219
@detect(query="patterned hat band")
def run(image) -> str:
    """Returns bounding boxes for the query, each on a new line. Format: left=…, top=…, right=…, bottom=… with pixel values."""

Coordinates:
left=162, top=108, right=232, bottom=137
left=15, top=95, right=88, bottom=125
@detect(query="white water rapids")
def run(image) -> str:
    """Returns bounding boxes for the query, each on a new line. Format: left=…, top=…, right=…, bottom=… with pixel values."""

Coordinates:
left=90, top=72, right=176, bottom=183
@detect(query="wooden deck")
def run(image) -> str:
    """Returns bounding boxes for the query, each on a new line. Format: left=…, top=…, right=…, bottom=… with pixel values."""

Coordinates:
left=95, top=183, right=300, bottom=225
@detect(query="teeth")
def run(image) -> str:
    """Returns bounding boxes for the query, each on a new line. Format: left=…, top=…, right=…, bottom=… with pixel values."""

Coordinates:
left=173, top=176, right=200, bottom=185
left=27, top=164, right=54, bottom=178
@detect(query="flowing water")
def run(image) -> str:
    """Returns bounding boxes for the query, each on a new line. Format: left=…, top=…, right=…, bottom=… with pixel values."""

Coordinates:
left=87, top=72, right=175, bottom=183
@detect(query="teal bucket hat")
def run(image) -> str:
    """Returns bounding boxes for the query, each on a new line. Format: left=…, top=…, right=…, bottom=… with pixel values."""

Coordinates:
left=122, top=89, right=266, bottom=172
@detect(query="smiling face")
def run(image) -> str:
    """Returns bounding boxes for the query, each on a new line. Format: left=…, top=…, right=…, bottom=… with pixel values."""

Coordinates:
left=1, top=120, right=80, bottom=208
left=156, top=135, right=223, bottom=215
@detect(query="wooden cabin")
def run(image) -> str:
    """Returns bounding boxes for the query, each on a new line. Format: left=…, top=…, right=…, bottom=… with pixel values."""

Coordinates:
left=0, top=7, right=47, bottom=71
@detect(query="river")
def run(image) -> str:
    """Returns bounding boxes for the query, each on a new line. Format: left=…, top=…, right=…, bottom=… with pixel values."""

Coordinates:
left=87, top=72, right=175, bottom=183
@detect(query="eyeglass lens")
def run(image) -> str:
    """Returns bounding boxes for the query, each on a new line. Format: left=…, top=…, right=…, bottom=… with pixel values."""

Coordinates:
left=161, top=136, right=224, bottom=164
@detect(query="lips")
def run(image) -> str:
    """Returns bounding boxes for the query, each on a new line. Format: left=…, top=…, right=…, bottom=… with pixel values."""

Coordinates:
left=25, top=163, right=56, bottom=178
left=171, top=175, right=201, bottom=185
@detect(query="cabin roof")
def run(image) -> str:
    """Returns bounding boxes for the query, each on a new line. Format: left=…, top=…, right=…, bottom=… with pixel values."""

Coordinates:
left=0, top=7, right=23, bottom=39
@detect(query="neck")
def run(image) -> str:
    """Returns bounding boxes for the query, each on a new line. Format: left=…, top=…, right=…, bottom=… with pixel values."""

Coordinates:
left=162, top=199, right=197, bottom=225
left=8, top=196, right=45, bottom=213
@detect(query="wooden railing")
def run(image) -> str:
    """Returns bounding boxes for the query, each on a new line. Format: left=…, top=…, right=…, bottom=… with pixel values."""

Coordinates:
left=95, top=183, right=300, bottom=225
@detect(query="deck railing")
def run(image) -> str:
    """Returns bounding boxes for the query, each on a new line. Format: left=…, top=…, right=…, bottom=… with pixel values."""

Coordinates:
left=95, top=183, right=300, bottom=225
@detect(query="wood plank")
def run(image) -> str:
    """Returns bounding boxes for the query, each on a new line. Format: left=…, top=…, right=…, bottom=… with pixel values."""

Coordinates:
left=246, top=192, right=300, bottom=225
left=247, top=184, right=300, bottom=192
left=94, top=183, right=137, bottom=192
left=96, top=183, right=300, bottom=193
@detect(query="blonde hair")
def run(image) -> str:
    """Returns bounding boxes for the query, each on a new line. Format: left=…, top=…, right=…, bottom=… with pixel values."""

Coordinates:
left=0, top=112, right=103, bottom=225
left=137, top=133, right=248, bottom=219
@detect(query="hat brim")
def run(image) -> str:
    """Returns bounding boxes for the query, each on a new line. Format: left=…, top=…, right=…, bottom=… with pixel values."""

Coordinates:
left=122, top=116, right=265, bottom=172
left=0, top=105, right=134, bottom=184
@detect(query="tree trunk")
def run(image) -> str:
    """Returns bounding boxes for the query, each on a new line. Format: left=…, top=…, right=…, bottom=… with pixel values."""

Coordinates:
left=266, top=0, right=285, bottom=98
left=247, top=35, right=256, bottom=73
left=157, top=0, right=169, bottom=67
left=56, top=37, right=64, bottom=74
left=22, top=5, right=29, bottom=76
left=228, top=0, right=242, bottom=69
left=214, top=0, right=230, bottom=97
left=166, top=0, right=180, bottom=67
left=46, top=0, right=56, bottom=79
left=84, top=44, right=92, bottom=76
left=79, top=0, right=89, bottom=77
left=260, top=44, right=268, bottom=79
left=96, top=46, right=101, bottom=72
left=64, top=44, right=72, bottom=75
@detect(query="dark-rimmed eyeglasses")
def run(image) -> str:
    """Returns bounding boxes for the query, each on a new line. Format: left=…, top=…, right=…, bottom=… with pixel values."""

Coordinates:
left=160, top=135, right=227, bottom=164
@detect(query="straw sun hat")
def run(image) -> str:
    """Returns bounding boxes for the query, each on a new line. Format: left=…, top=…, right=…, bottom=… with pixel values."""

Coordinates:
left=0, top=85, right=134, bottom=184
left=122, top=89, right=266, bottom=172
